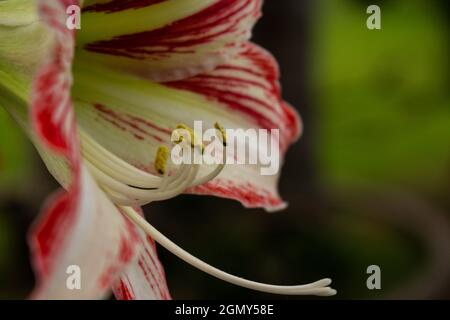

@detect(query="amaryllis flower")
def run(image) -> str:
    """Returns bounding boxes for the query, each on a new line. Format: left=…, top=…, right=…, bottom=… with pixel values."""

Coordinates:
left=0, top=0, right=335, bottom=299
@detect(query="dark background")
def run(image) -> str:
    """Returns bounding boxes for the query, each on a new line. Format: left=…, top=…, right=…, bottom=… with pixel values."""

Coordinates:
left=0, top=0, right=449, bottom=299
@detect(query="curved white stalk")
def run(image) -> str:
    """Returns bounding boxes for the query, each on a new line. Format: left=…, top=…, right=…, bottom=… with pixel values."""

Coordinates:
left=190, top=126, right=227, bottom=187
left=190, top=162, right=226, bottom=187
left=80, top=130, right=162, bottom=188
left=121, top=206, right=336, bottom=296
left=86, top=160, right=198, bottom=205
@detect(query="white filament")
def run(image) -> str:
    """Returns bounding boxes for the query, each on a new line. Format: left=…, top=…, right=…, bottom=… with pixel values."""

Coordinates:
left=81, top=130, right=161, bottom=189
left=121, top=206, right=336, bottom=296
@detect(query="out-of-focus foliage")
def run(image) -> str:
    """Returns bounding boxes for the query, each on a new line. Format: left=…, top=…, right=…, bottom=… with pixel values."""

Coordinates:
left=307, top=0, right=450, bottom=298
left=0, top=213, right=13, bottom=272
left=313, top=0, right=450, bottom=193
left=0, top=107, right=31, bottom=192
left=0, top=108, right=34, bottom=299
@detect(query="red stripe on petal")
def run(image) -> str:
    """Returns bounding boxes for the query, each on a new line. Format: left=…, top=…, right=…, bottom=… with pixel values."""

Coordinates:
left=113, top=210, right=171, bottom=300
left=81, top=0, right=262, bottom=82
left=166, top=43, right=302, bottom=152
left=30, top=191, right=76, bottom=277
left=114, top=279, right=135, bottom=300
left=83, top=0, right=168, bottom=13
left=85, top=0, right=260, bottom=59
left=189, top=180, right=286, bottom=211
left=32, top=1, right=78, bottom=155
left=94, top=103, right=168, bottom=143
left=33, top=64, right=71, bottom=152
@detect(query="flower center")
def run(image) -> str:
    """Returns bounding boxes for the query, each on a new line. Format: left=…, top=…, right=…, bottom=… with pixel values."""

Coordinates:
left=81, top=123, right=225, bottom=206
left=81, top=123, right=335, bottom=296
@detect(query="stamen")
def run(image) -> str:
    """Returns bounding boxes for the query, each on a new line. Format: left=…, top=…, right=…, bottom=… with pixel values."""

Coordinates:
left=174, top=123, right=205, bottom=153
left=83, top=122, right=230, bottom=206
left=154, top=146, right=169, bottom=175
left=85, top=126, right=204, bottom=206
left=121, top=206, right=336, bottom=296
left=190, top=122, right=227, bottom=187
left=214, top=122, right=227, bottom=146
left=87, top=161, right=198, bottom=205
left=80, top=130, right=162, bottom=189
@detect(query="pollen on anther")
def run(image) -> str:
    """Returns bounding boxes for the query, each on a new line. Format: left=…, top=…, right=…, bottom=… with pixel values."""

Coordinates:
left=175, top=124, right=204, bottom=153
left=214, top=122, right=227, bottom=147
left=154, top=146, right=169, bottom=175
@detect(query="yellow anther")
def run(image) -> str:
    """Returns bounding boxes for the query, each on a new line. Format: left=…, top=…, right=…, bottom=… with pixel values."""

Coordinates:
left=154, top=146, right=169, bottom=175
left=214, top=122, right=227, bottom=146
left=175, top=124, right=204, bottom=153
left=172, top=131, right=184, bottom=144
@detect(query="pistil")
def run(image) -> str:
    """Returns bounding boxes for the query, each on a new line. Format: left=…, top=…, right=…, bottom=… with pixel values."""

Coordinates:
left=82, top=123, right=336, bottom=296
left=120, top=206, right=336, bottom=296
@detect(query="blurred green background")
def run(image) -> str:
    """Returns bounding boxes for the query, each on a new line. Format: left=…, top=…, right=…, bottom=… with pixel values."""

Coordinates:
left=0, top=0, right=449, bottom=299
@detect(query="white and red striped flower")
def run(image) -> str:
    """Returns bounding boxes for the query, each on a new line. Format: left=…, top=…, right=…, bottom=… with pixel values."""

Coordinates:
left=0, top=0, right=335, bottom=299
